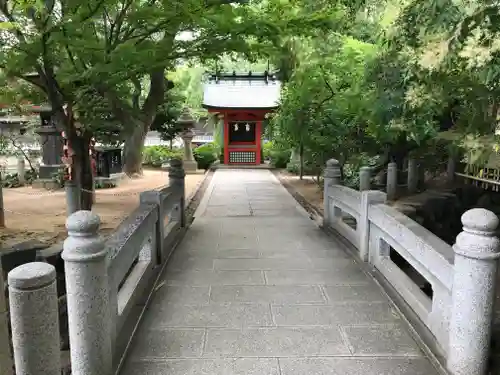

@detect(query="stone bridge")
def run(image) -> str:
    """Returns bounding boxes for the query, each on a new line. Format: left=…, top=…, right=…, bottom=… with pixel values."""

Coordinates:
left=3, top=160, right=499, bottom=375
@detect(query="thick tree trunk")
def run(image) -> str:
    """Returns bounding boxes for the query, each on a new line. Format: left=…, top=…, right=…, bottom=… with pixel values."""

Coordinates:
left=122, top=123, right=148, bottom=177
left=69, top=133, right=93, bottom=211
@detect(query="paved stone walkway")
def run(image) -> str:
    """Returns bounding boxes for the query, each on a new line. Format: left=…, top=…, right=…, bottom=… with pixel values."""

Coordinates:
left=122, top=170, right=442, bottom=375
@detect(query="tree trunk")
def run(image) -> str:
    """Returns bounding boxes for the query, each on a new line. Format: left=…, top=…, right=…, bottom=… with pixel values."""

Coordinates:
left=69, top=133, right=93, bottom=211
left=299, top=142, right=304, bottom=180
left=169, top=139, right=173, bottom=150
left=122, top=123, right=148, bottom=177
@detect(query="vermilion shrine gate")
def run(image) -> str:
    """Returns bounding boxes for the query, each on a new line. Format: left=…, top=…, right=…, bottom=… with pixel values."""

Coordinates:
left=202, top=71, right=281, bottom=165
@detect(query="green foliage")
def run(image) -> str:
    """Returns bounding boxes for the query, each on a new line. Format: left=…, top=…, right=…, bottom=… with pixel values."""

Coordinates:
left=150, top=87, right=185, bottom=142
left=267, top=0, right=500, bottom=176
left=264, top=141, right=290, bottom=168
left=269, top=34, right=379, bottom=171
left=262, top=141, right=274, bottom=160
left=286, top=163, right=299, bottom=174
left=95, top=180, right=118, bottom=189
left=51, top=170, right=66, bottom=189
left=1, top=170, right=37, bottom=188
left=0, top=136, right=10, bottom=156
left=142, top=146, right=183, bottom=168
left=271, top=150, right=291, bottom=168
left=0, top=0, right=346, bottom=177
left=193, top=143, right=218, bottom=170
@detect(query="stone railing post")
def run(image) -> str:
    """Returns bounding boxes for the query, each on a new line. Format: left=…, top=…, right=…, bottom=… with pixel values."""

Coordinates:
left=386, top=162, right=398, bottom=201
left=359, top=166, right=371, bottom=191
left=62, top=211, right=112, bottom=375
left=168, top=159, right=186, bottom=227
left=17, top=156, right=25, bottom=185
left=447, top=208, right=500, bottom=375
left=8, top=262, right=60, bottom=375
left=287, top=147, right=300, bottom=170
left=447, top=155, right=457, bottom=186
left=359, top=190, right=387, bottom=262
left=65, top=180, right=80, bottom=216
left=407, top=158, right=418, bottom=194
left=0, top=259, right=14, bottom=375
left=140, top=190, right=164, bottom=264
left=323, top=159, right=342, bottom=228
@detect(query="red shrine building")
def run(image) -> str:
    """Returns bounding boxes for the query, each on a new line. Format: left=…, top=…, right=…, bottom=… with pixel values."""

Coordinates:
left=202, top=71, right=281, bottom=165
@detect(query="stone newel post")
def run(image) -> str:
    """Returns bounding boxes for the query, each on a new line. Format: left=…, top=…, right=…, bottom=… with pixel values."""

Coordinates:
left=169, top=159, right=186, bottom=227
left=386, top=162, right=398, bottom=201
left=287, top=147, right=300, bottom=170
left=447, top=155, right=457, bottom=186
left=359, top=190, right=387, bottom=262
left=0, top=260, right=13, bottom=375
left=323, top=159, right=341, bottom=228
left=448, top=208, right=500, bottom=375
left=407, top=158, right=418, bottom=194
left=8, top=262, right=60, bottom=375
left=62, top=211, right=112, bottom=375
left=359, top=166, right=371, bottom=191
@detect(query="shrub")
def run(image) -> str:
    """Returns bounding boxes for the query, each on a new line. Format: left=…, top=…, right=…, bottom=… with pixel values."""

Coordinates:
left=286, top=163, right=299, bottom=175
left=263, top=141, right=273, bottom=160
left=2, top=169, right=37, bottom=188
left=143, top=146, right=182, bottom=167
left=194, top=143, right=218, bottom=170
left=269, top=149, right=290, bottom=168
left=262, top=141, right=290, bottom=168
left=51, top=169, right=66, bottom=188
left=95, top=180, right=117, bottom=189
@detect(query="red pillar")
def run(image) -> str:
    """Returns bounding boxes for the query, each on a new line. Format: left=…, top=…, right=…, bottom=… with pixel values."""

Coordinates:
left=256, top=121, right=262, bottom=165
left=223, top=115, right=229, bottom=164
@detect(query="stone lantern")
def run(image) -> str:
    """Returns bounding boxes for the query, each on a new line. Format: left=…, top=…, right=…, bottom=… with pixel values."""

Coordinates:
left=177, top=108, right=198, bottom=173
left=34, top=106, right=65, bottom=181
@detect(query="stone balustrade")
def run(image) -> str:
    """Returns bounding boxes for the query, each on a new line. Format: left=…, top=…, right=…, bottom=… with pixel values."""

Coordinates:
left=323, top=158, right=499, bottom=375
left=4, top=156, right=499, bottom=375
left=5, top=159, right=187, bottom=375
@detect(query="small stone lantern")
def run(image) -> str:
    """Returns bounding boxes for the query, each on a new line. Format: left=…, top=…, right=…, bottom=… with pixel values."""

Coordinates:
left=177, top=108, right=198, bottom=173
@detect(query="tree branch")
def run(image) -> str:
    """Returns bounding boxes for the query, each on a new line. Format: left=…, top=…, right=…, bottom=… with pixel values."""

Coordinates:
left=141, top=68, right=166, bottom=125
left=109, top=0, right=135, bottom=49
left=79, top=0, right=107, bottom=23
left=8, top=136, right=36, bottom=172
left=96, top=84, right=135, bottom=126
left=131, top=77, right=141, bottom=111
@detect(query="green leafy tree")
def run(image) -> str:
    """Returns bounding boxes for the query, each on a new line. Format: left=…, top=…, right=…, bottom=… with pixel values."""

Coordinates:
left=269, top=34, right=379, bottom=179
left=0, top=0, right=353, bottom=198
left=150, top=85, right=185, bottom=147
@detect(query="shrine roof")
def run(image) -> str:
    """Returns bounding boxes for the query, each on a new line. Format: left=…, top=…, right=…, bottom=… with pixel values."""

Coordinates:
left=202, top=72, right=281, bottom=110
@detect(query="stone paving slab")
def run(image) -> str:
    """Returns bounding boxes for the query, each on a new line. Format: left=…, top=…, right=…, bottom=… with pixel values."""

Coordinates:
left=279, top=358, right=438, bottom=375
left=203, top=327, right=351, bottom=357
left=121, top=170, right=442, bottom=375
left=209, top=285, right=326, bottom=304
